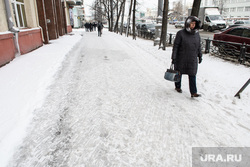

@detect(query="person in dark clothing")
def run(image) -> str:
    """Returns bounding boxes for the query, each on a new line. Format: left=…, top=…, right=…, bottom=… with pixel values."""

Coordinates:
left=84, top=22, right=89, bottom=32
left=97, top=22, right=103, bottom=37
left=90, top=23, right=93, bottom=32
left=171, top=16, right=203, bottom=97
left=93, top=22, right=97, bottom=31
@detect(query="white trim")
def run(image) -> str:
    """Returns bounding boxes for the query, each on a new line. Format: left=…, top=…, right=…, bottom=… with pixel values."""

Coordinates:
left=12, top=0, right=26, bottom=28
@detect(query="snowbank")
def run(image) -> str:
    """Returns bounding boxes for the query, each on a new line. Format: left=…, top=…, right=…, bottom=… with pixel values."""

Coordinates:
left=0, top=29, right=83, bottom=166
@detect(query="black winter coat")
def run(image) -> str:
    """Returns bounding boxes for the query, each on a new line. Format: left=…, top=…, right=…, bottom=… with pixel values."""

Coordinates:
left=171, top=29, right=202, bottom=76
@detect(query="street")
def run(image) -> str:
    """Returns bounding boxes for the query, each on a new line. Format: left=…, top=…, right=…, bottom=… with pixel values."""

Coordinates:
left=167, top=24, right=217, bottom=39
left=3, top=29, right=250, bottom=167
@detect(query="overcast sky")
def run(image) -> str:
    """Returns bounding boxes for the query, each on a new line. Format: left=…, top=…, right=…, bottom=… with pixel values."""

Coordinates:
left=84, top=0, right=194, bottom=16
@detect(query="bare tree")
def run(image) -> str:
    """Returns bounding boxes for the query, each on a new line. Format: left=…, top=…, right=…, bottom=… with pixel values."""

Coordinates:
left=90, top=0, right=102, bottom=21
left=114, top=0, right=126, bottom=33
left=100, top=0, right=111, bottom=26
left=213, top=0, right=224, bottom=14
left=132, top=0, right=136, bottom=39
left=126, top=0, right=133, bottom=37
left=120, top=0, right=126, bottom=35
left=190, top=0, right=201, bottom=17
left=159, top=0, right=169, bottom=50
left=110, top=0, right=114, bottom=31
left=98, top=0, right=114, bottom=31
left=172, top=1, right=183, bottom=20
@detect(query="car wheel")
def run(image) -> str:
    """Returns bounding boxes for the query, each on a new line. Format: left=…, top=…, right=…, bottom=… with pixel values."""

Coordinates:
left=208, top=27, right=213, bottom=32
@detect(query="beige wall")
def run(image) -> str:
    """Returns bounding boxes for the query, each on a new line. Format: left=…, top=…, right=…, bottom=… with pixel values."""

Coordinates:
left=65, top=3, right=71, bottom=26
left=0, top=0, right=39, bottom=32
left=24, top=0, right=39, bottom=28
left=0, top=0, right=9, bottom=32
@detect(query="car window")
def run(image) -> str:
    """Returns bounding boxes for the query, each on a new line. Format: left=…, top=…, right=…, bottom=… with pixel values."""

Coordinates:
left=209, top=15, right=223, bottom=21
left=235, top=21, right=243, bottom=24
left=245, top=21, right=250, bottom=24
left=147, top=24, right=155, bottom=28
left=205, top=16, right=210, bottom=22
left=242, top=29, right=250, bottom=38
left=227, top=28, right=244, bottom=37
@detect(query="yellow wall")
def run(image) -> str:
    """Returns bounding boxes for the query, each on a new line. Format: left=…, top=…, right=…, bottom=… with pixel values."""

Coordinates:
left=0, top=0, right=9, bottom=32
left=0, top=0, right=40, bottom=32
left=24, top=0, right=39, bottom=28
left=65, top=3, right=71, bottom=26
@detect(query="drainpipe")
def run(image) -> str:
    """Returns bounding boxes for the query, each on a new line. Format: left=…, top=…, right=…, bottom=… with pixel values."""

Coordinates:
left=4, top=0, right=20, bottom=57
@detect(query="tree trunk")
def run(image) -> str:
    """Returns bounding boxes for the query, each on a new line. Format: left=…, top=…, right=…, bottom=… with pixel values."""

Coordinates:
left=110, top=0, right=114, bottom=31
left=126, top=0, right=133, bottom=37
left=132, top=0, right=136, bottom=40
left=120, top=0, right=126, bottom=35
left=114, top=0, right=125, bottom=33
left=190, top=0, right=201, bottom=17
left=107, top=0, right=111, bottom=30
left=159, top=0, right=168, bottom=50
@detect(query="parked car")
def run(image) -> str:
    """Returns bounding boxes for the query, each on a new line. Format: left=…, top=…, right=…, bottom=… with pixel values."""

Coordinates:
left=226, top=20, right=235, bottom=27
left=213, top=26, right=250, bottom=54
left=234, top=20, right=250, bottom=25
left=224, top=20, right=250, bottom=30
left=222, top=23, right=250, bottom=31
left=140, top=23, right=156, bottom=38
left=175, top=21, right=185, bottom=28
left=169, top=20, right=178, bottom=25
left=136, top=22, right=144, bottom=30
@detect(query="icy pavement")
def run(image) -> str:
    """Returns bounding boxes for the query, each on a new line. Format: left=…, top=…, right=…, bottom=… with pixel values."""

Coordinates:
left=3, top=29, right=250, bottom=167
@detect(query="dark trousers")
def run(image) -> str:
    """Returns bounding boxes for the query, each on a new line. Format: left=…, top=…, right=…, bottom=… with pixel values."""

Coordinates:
left=175, top=75, right=197, bottom=94
left=98, top=30, right=102, bottom=36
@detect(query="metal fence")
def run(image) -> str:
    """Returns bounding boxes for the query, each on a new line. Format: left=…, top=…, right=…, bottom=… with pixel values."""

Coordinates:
left=202, top=38, right=250, bottom=66
left=119, top=28, right=250, bottom=66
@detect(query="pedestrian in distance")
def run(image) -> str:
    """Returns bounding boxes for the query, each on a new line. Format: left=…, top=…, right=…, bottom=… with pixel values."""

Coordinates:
left=84, top=22, right=89, bottom=32
left=90, top=23, right=93, bottom=32
left=171, top=16, right=203, bottom=98
left=93, top=22, right=97, bottom=31
left=97, top=22, right=103, bottom=37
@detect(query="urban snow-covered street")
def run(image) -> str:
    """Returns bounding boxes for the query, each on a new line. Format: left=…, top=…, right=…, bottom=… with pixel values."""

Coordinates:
left=1, top=29, right=250, bottom=167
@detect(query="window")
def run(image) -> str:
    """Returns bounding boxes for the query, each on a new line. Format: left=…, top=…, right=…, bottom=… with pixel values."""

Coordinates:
left=224, top=8, right=229, bottom=13
left=230, top=8, right=236, bottom=12
left=237, top=7, right=244, bottom=12
left=234, top=21, right=244, bottom=24
left=12, top=0, right=27, bottom=28
left=246, top=6, right=250, bottom=11
left=242, top=29, right=250, bottom=38
left=227, top=28, right=244, bottom=37
left=205, top=16, right=210, bottom=22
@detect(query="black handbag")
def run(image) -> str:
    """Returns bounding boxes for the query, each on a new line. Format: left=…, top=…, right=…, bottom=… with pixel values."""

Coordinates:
left=164, top=64, right=181, bottom=82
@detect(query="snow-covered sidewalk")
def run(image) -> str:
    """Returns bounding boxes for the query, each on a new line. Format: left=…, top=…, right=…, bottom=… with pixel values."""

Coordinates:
left=1, top=29, right=250, bottom=167
left=0, top=30, right=83, bottom=166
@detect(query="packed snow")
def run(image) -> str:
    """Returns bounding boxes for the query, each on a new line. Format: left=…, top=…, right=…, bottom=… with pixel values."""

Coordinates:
left=0, top=28, right=249, bottom=167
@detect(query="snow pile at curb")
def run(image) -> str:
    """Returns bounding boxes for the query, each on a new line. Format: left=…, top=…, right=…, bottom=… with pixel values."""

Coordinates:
left=0, top=29, right=83, bottom=166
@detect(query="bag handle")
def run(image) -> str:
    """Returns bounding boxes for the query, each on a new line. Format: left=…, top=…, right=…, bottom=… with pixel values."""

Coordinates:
left=166, top=63, right=174, bottom=71
left=170, top=63, right=174, bottom=70
left=168, top=63, right=180, bottom=75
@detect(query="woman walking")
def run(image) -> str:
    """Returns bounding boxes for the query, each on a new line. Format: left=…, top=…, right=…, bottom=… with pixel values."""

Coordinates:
left=171, top=16, right=203, bottom=97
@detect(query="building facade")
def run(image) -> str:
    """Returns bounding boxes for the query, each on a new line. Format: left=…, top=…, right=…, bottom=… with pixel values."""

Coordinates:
left=73, top=5, right=85, bottom=28
left=201, top=0, right=250, bottom=20
left=0, top=0, right=78, bottom=67
left=223, top=0, right=250, bottom=20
